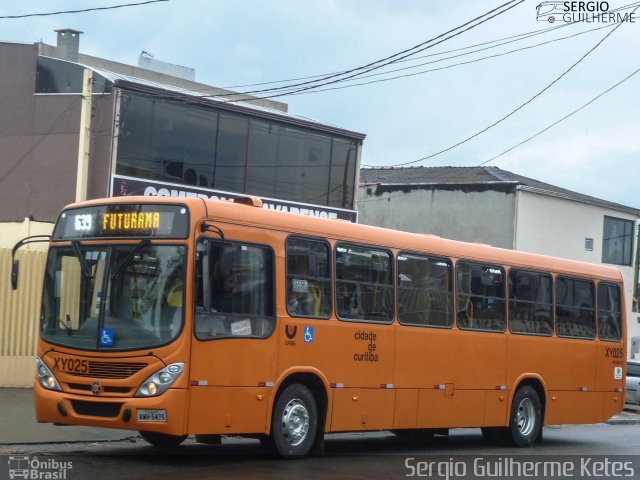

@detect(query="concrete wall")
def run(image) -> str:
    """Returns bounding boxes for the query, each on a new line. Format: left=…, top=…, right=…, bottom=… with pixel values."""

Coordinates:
left=357, top=185, right=516, bottom=249
left=515, top=189, right=640, bottom=349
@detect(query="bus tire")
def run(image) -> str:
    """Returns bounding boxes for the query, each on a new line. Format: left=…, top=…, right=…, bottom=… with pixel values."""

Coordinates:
left=507, top=385, right=542, bottom=447
left=139, top=431, right=187, bottom=447
left=271, top=384, right=318, bottom=458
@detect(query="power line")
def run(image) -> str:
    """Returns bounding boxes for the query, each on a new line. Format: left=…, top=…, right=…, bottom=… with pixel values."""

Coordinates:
left=284, top=22, right=615, bottom=97
left=221, top=22, right=571, bottom=90
left=210, top=0, right=525, bottom=101
left=480, top=64, right=640, bottom=165
left=222, top=0, right=640, bottom=103
left=363, top=5, right=638, bottom=168
left=359, top=62, right=639, bottom=206
left=0, top=0, right=168, bottom=19
left=358, top=63, right=640, bottom=203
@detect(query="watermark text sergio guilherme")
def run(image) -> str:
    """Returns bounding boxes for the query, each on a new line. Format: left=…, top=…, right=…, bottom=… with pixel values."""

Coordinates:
left=405, top=457, right=635, bottom=478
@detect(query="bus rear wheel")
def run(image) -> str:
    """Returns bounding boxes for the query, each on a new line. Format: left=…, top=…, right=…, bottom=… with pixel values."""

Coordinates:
left=139, top=431, right=187, bottom=447
left=506, top=385, right=542, bottom=447
left=271, top=384, right=318, bottom=458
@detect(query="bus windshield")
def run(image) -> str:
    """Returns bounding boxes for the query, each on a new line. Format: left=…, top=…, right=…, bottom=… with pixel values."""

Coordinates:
left=41, top=243, right=185, bottom=350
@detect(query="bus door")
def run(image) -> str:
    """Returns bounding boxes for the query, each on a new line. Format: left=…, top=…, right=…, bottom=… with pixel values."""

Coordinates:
left=544, top=276, right=599, bottom=424
left=325, top=244, right=396, bottom=431
left=188, top=237, right=277, bottom=435
left=595, top=283, right=625, bottom=421
left=279, top=240, right=397, bottom=432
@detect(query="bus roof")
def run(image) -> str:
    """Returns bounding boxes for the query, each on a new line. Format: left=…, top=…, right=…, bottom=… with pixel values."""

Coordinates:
left=64, top=196, right=623, bottom=283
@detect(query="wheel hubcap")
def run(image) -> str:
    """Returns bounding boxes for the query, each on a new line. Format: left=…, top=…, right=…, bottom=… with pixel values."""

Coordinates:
left=281, top=398, right=310, bottom=446
left=516, top=397, right=536, bottom=437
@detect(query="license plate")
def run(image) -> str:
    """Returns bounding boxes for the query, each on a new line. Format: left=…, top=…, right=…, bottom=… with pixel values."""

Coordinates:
left=137, top=409, right=167, bottom=422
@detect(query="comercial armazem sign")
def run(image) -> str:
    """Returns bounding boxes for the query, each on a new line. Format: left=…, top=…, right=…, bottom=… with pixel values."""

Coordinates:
left=110, top=174, right=358, bottom=223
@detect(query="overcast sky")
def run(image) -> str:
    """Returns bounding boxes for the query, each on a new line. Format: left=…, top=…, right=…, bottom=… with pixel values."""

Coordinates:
left=2, top=0, right=639, bottom=209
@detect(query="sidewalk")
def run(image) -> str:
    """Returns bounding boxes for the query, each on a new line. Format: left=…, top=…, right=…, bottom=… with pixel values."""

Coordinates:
left=0, top=387, right=638, bottom=445
left=0, top=388, right=135, bottom=445
left=607, top=404, right=640, bottom=425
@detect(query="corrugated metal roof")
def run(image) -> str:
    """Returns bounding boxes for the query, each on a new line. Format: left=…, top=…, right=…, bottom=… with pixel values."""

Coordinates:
left=361, top=166, right=640, bottom=216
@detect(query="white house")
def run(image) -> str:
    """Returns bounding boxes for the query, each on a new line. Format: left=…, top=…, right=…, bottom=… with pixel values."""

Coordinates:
left=359, top=166, right=640, bottom=352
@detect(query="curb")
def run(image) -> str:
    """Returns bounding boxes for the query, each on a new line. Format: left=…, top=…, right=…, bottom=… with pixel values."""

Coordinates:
left=607, top=417, right=640, bottom=425
left=0, top=435, right=138, bottom=446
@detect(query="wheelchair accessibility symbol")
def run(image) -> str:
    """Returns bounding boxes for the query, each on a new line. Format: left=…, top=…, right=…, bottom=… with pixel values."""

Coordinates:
left=100, top=328, right=115, bottom=347
left=303, top=326, right=315, bottom=343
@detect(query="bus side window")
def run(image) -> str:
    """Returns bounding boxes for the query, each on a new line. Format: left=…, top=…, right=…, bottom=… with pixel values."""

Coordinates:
left=556, top=276, right=596, bottom=339
left=397, top=253, right=453, bottom=328
left=598, top=282, right=622, bottom=341
left=195, top=240, right=275, bottom=339
left=456, top=261, right=506, bottom=332
left=508, top=269, right=553, bottom=336
left=286, top=237, right=332, bottom=319
left=335, top=244, right=394, bottom=323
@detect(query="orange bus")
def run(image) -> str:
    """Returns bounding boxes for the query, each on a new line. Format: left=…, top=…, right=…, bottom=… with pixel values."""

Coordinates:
left=12, top=195, right=626, bottom=457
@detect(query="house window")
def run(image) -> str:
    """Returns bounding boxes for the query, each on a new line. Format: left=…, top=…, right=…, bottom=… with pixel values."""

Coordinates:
left=585, top=238, right=593, bottom=251
left=602, top=216, right=633, bottom=266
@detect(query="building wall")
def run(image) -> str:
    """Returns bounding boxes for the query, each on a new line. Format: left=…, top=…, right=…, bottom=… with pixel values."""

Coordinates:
left=515, top=189, right=640, bottom=348
left=0, top=43, right=79, bottom=223
left=0, top=42, right=116, bottom=225
left=357, top=185, right=516, bottom=249
left=0, top=219, right=53, bottom=250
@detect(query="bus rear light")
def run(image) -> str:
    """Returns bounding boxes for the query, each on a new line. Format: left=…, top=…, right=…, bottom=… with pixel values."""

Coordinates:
left=36, top=357, right=61, bottom=392
left=135, top=362, right=184, bottom=398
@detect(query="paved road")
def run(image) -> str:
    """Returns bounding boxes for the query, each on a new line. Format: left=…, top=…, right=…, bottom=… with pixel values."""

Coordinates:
left=2, top=424, right=640, bottom=480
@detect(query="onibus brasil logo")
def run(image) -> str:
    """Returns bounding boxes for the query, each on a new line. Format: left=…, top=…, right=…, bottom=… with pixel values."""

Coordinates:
left=8, top=456, right=72, bottom=479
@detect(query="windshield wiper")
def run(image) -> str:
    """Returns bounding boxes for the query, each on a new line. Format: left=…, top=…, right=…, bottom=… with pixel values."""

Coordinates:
left=111, top=239, right=150, bottom=279
left=71, top=241, right=93, bottom=278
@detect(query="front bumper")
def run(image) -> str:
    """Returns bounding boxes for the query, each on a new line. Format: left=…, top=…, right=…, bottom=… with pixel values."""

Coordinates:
left=34, top=381, right=188, bottom=435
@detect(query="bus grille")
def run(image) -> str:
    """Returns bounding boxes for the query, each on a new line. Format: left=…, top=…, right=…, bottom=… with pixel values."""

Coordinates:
left=68, top=383, right=132, bottom=394
left=70, top=400, right=123, bottom=418
left=70, top=362, right=148, bottom=379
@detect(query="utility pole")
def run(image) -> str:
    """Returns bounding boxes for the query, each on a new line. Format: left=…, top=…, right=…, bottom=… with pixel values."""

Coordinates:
left=75, top=68, right=93, bottom=202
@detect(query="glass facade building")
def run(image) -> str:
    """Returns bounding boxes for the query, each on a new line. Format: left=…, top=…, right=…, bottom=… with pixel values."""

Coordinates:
left=34, top=56, right=363, bottom=215
left=115, top=90, right=362, bottom=210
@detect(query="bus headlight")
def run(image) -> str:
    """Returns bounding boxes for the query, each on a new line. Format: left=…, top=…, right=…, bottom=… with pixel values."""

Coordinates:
left=135, top=362, right=184, bottom=397
left=36, top=357, right=61, bottom=391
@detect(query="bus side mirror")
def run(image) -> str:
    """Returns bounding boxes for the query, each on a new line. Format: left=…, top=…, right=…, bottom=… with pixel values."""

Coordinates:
left=11, top=260, right=19, bottom=290
left=10, top=234, right=51, bottom=290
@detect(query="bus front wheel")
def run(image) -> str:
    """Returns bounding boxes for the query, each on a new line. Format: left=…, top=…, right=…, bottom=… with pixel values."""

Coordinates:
left=139, top=431, right=187, bottom=447
left=271, top=384, right=318, bottom=458
left=507, top=385, right=542, bottom=447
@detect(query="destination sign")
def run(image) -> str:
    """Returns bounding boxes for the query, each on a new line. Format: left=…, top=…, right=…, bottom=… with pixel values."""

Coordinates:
left=53, top=204, right=189, bottom=240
